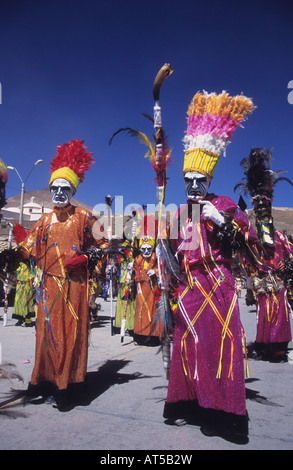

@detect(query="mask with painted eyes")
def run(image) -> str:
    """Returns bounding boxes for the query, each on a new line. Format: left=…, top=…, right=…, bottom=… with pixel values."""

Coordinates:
left=140, top=243, right=153, bottom=258
left=50, top=178, right=74, bottom=207
left=184, top=171, right=210, bottom=201
left=252, top=195, right=272, bottom=221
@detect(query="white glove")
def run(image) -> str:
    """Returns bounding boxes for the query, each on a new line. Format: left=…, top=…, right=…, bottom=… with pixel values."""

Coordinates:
left=147, top=269, right=156, bottom=277
left=198, top=200, right=224, bottom=226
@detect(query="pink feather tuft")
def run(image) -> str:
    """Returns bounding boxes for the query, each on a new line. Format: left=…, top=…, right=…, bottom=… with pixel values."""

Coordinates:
left=187, top=112, right=241, bottom=140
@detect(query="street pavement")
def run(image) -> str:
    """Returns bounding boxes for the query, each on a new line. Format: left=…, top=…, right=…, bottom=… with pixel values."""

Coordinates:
left=0, top=296, right=293, bottom=451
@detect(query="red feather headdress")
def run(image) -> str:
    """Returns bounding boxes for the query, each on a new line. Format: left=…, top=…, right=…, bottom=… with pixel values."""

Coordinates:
left=49, top=139, right=95, bottom=193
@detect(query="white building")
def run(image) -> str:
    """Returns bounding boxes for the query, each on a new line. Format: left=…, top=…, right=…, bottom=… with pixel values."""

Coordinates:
left=1, top=196, right=51, bottom=222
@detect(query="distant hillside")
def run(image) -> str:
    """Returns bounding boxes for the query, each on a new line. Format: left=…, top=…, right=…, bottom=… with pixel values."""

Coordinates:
left=2, top=188, right=293, bottom=240
left=247, top=207, right=293, bottom=237
left=0, top=189, right=95, bottom=236
left=5, top=188, right=93, bottom=212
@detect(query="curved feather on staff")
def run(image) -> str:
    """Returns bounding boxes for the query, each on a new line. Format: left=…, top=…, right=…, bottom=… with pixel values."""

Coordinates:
left=109, top=127, right=154, bottom=159
left=151, top=64, right=176, bottom=380
left=108, top=125, right=172, bottom=186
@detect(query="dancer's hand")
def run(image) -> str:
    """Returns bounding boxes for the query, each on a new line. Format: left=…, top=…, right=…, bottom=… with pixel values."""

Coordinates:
left=198, top=200, right=224, bottom=226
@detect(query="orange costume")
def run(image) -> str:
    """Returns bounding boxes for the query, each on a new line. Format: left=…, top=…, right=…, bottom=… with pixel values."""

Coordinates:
left=21, top=205, right=101, bottom=392
left=20, top=139, right=107, bottom=409
left=133, top=251, right=163, bottom=345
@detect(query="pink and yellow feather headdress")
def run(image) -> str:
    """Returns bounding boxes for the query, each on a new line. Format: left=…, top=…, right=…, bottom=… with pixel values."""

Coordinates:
left=183, top=91, right=255, bottom=179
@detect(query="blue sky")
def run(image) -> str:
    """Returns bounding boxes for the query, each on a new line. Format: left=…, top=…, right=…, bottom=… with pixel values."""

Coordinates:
left=0, top=0, right=293, bottom=214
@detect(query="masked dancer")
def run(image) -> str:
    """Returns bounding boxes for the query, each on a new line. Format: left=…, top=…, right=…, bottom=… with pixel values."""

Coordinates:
left=133, top=216, right=163, bottom=345
left=163, top=91, right=260, bottom=444
left=235, top=148, right=293, bottom=361
left=7, top=139, right=108, bottom=410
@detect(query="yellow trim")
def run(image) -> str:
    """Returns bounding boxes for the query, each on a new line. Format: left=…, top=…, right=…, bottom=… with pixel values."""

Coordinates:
left=53, top=276, right=79, bottom=343
left=54, top=243, right=66, bottom=279
left=49, top=167, right=80, bottom=192
left=183, top=148, right=220, bottom=179
left=139, top=236, right=155, bottom=248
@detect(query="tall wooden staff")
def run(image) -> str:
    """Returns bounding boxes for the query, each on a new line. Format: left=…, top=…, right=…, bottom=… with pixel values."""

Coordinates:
left=107, top=64, right=175, bottom=359
left=105, top=195, right=114, bottom=336
left=152, top=63, right=173, bottom=204
left=152, top=63, right=173, bottom=288
left=152, top=64, right=173, bottom=378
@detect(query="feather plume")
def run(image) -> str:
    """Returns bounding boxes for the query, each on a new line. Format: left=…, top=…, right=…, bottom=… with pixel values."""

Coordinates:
left=0, top=388, right=29, bottom=412
left=50, top=139, right=94, bottom=182
left=162, top=290, right=175, bottom=336
left=142, top=112, right=172, bottom=164
left=184, top=90, right=255, bottom=155
left=149, top=289, right=174, bottom=340
left=234, top=148, right=293, bottom=200
left=0, top=363, right=23, bottom=384
left=109, top=127, right=155, bottom=161
left=160, top=239, right=180, bottom=281
left=109, top=122, right=172, bottom=185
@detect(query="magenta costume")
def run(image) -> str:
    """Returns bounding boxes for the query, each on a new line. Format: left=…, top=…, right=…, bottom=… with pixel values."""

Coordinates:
left=164, top=194, right=259, bottom=434
left=254, top=231, right=292, bottom=353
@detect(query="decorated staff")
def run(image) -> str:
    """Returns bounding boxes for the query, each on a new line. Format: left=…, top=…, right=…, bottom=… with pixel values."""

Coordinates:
left=152, top=63, right=173, bottom=200
left=109, top=64, right=176, bottom=374
left=151, top=64, right=176, bottom=378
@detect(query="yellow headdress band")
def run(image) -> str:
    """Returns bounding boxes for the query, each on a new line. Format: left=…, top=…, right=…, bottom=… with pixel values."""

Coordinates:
left=139, top=236, right=155, bottom=248
left=183, top=148, right=220, bottom=179
left=49, top=167, right=80, bottom=193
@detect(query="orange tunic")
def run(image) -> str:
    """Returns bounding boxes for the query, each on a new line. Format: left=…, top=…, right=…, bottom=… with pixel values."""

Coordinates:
left=21, top=205, right=102, bottom=391
left=133, top=253, right=163, bottom=343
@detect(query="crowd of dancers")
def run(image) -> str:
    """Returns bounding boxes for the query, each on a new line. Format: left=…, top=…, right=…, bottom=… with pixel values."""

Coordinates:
left=0, top=80, right=292, bottom=446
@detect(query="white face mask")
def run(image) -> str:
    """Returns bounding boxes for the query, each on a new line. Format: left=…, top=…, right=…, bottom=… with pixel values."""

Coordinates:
left=184, top=171, right=210, bottom=201
left=50, top=178, right=74, bottom=207
left=140, top=243, right=153, bottom=258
